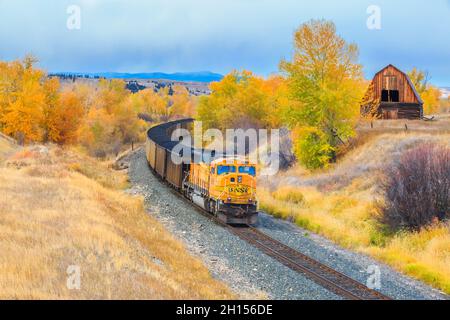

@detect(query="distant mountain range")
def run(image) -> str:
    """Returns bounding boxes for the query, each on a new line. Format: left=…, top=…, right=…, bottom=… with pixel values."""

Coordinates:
left=52, top=71, right=224, bottom=83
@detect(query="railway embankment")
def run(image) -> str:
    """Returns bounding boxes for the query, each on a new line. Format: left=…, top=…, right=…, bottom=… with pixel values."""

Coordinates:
left=127, top=148, right=447, bottom=300
left=259, top=131, right=450, bottom=295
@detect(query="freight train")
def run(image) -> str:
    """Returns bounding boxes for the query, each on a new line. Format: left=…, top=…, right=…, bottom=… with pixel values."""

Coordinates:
left=145, top=119, right=258, bottom=224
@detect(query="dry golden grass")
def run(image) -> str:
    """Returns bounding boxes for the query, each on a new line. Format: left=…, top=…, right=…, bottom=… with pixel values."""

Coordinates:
left=260, top=130, right=450, bottom=294
left=271, top=186, right=305, bottom=204
left=0, top=133, right=17, bottom=161
left=0, top=144, right=233, bottom=299
left=259, top=182, right=382, bottom=248
left=357, top=115, right=450, bottom=133
left=365, top=225, right=450, bottom=294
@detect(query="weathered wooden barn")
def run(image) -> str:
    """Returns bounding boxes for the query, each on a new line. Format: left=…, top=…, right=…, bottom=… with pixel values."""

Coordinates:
left=361, top=64, right=424, bottom=120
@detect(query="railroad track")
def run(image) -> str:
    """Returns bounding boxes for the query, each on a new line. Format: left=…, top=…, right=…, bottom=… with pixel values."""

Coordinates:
left=226, top=225, right=391, bottom=300
left=145, top=119, right=391, bottom=300
left=167, top=186, right=391, bottom=300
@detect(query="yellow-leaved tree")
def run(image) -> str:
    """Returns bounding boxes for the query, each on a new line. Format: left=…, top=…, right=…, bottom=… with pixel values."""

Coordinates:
left=407, top=68, right=441, bottom=115
left=169, top=85, right=196, bottom=118
left=197, top=70, right=286, bottom=130
left=132, top=88, right=170, bottom=121
left=78, top=107, right=116, bottom=157
left=280, top=20, right=365, bottom=169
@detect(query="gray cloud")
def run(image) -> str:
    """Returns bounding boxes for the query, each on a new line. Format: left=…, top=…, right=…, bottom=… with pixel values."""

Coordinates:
left=0, top=0, right=449, bottom=85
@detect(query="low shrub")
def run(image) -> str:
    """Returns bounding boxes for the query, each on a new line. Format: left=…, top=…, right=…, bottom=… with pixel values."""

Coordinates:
left=379, top=143, right=450, bottom=231
left=292, top=127, right=335, bottom=169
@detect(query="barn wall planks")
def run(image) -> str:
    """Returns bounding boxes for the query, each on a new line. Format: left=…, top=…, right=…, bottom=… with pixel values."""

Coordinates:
left=372, top=65, right=420, bottom=104
left=362, top=65, right=424, bottom=120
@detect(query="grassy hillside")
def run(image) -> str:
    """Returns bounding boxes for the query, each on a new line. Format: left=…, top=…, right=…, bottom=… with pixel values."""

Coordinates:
left=0, top=133, right=17, bottom=160
left=259, top=131, right=450, bottom=294
left=0, top=140, right=232, bottom=299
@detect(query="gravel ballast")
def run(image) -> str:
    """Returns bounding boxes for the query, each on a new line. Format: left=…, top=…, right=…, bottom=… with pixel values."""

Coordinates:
left=126, top=148, right=447, bottom=300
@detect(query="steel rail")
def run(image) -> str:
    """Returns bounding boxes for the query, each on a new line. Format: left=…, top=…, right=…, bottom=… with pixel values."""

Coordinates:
left=228, top=225, right=390, bottom=300
left=148, top=119, right=392, bottom=300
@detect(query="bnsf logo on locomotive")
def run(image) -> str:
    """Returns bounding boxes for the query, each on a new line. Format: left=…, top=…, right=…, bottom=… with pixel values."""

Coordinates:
left=228, top=186, right=249, bottom=194
left=147, top=119, right=258, bottom=225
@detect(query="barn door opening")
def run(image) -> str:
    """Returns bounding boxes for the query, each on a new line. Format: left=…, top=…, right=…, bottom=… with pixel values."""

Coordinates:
left=382, top=75, right=400, bottom=102
left=381, top=90, right=400, bottom=102
left=390, top=90, right=399, bottom=102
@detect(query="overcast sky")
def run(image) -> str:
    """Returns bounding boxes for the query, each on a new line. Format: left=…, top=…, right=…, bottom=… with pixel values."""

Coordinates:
left=1, top=0, right=449, bottom=85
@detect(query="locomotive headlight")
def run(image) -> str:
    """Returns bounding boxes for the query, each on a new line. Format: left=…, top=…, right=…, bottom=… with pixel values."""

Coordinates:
left=238, top=176, right=242, bottom=183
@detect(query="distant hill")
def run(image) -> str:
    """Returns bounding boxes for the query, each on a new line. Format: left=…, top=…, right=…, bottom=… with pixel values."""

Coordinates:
left=440, top=87, right=450, bottom=99
left=51, top=71, right=224, bottom=83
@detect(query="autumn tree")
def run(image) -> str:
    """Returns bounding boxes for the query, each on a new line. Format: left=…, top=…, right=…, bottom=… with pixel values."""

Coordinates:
left=407, top=68, right=441, bottom=115
left=0, top=56, right=46, bottom=144
left=421, top=86, right=441, bottom=115
left=0, top=57, right=173, bottom=156
left=116, top=95, right=147, bottom=149
left=360, top=81, right=380, bottom=120
left=77, top=79, right=147, bottom=156
left=78, top=107, right=117, bottom=157
left=131, top=88, right=170, bottom=121
left=77, top=78, right=198, bottom=157
left=0, top=56, right=87, bottom=145
left=96, top=79, right=129, bottom=113
left=169, top=85, right=196, bottom=118
left=46, top=90, right=85, bottom=144
left=156, top=86, right=173, bottom=121
left=41, top=77, right=61, bottom=142
left=280, top=20, right=365, bottom=168
left=197, top=70, right=286, bottom=130
left=69, top=82, right=97, bottom=112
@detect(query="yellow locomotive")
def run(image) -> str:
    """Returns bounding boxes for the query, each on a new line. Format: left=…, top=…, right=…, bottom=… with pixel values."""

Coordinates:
left=185, top=156, right=258, bottom=224
left=146, top=119, right=259, bottom=225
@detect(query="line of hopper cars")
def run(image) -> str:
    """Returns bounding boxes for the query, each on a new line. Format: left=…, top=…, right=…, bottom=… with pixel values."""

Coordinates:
left=145, top=119, right=258, bottom=225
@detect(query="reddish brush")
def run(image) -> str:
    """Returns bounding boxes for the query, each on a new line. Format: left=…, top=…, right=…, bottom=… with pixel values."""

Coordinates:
left=379, top=143, right=450, bottom=231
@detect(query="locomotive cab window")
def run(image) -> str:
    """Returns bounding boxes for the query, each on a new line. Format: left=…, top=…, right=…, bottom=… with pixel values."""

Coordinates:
left=238, top=166, right=256, bottom=176
left=217, top=165, right=236, bottom=175
left=211, top=167, right=215, bottom=174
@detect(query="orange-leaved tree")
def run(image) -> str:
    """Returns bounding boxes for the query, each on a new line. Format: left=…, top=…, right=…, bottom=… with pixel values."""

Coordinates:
left=45, top=89, right=85, bottom=144
left=77, top=78, right=147, bottom=156
left=0, top=56, right=46, bottom=144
